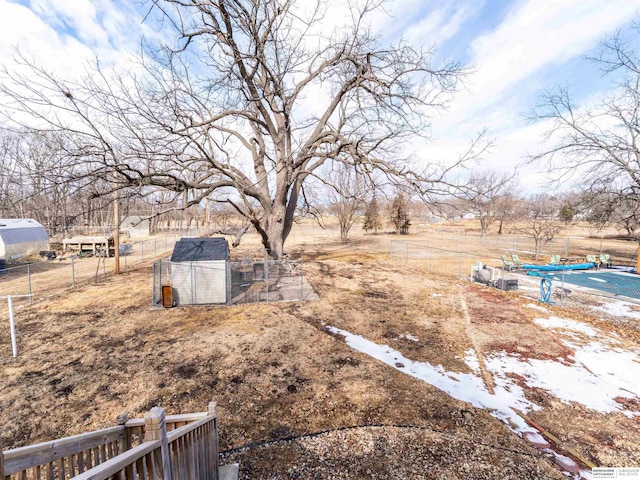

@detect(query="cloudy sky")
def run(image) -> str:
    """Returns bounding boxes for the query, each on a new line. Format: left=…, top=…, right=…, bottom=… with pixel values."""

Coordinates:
left=1, top=0, right=640, bottom=193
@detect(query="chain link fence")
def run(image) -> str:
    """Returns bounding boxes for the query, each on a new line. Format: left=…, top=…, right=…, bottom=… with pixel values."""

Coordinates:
left=152, top=259, right=309, bottom=307
left=0, top=235, right=183, bottom=310
left=390, top=236, right=640, bottom=301
left=401, top=230, right=639, bottom=267
left=390, top=240, right=495, bottom=278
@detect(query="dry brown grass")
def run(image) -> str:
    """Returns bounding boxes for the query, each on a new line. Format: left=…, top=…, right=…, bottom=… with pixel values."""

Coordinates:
left=0, top=225, right=638, bottom=478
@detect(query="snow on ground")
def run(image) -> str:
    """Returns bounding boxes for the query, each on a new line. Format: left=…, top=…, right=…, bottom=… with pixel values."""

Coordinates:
left=326, top=326, right=537, bottom=435
left=329, top=319, right=640, bottom=424
left=399, top=334, right=419, bottom=342
left=591, top=299, right=640, bottom=319
left=463, top=349, right=480, bottom=375
left=587, top=277, right=607, bottom=283
left=533, top=316, right=597, bottom=337
left=328, top=308, right=640, bottom=480
left=485, top=348, right=638, bottom=416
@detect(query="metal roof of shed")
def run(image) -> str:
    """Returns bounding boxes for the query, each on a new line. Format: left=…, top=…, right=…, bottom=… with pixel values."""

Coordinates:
left=0, top=219, right=48, bottom=245
left=170, top=237, right=229, bottom=262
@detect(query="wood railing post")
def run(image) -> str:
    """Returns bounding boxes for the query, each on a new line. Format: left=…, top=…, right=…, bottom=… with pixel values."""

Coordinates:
left=208, top=402, right=219, bottom=480
left=145, top=407, right=172, bottom=480
left=116, top=411, right=130, bottom=454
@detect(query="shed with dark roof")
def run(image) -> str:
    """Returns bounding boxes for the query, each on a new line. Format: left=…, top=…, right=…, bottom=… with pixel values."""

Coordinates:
left=170, top=237, right=229, bottom=305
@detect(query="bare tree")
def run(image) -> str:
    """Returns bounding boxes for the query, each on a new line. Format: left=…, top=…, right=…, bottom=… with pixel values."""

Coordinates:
left=327, top=165, right=367, bottom=243
left=531, top=24, right=640, bottom=201
left=581, top=188, right=640, bottom=237
left=0, top=131, right=21, bottom=217
left=516, top=194, right=561, bottom=260
left=0, top=0, right=486, bottom=258
left=495, top=193, right=520, bottom=235
left=462, top=170, right=517, bottom=237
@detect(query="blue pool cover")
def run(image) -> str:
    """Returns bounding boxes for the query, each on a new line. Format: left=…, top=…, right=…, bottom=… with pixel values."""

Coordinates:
left=545, top=271, right=640, bottom=299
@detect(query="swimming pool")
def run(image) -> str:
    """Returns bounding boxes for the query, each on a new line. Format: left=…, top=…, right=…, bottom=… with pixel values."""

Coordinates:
left=539, top=270, right=640, bottom=299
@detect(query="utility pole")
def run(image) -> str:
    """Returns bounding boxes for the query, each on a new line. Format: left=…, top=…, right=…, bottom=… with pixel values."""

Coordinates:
left=113, top=185, right=120, bottom=274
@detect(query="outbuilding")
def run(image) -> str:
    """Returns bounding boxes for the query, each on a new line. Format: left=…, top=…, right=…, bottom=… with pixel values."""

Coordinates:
left=0, top=218, right=49, bottom=261
left=121, top=215, right=151, bottom=237
left=169, top=237, right=230, bottom=305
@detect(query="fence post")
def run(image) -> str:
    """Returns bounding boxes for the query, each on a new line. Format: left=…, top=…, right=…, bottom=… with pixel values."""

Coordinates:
left=71, top=257, right=76, bottom=287
left=266, top=259, right=270, bottom=303
left=208, top=402, right=220, bottom=480
left=144, top=407, right=172, bottom=480
left=8, top=296, right=17, bottom=357
left=300, top=261, right=304, bottom=301
left=153, top=261, right=158, bottom=308
left=27, top=264, right=32, bottom=304
left=226, top=262, right=231, bottom=306
left=191, top=262, right=195, bottom=305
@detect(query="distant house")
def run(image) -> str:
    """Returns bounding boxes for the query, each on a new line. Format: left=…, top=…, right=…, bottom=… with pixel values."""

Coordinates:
left=0, top=219, right=49, bottom=260
left=169, top=237, right=230, bottom=305
left=121, top=215, right=151, bottom=237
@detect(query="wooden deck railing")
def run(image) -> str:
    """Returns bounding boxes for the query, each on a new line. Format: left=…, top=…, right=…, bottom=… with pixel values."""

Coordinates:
left=1, top=402, right=220, bottom=480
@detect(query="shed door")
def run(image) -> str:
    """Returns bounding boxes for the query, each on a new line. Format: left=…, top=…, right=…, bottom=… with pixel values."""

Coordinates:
left=171, top=261, right=227, bottom=305
left=193, top=261, right=227, bottom=304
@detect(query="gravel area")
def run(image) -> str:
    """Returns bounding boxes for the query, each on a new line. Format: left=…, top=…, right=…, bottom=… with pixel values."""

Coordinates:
left=220, top=425, right=565, bottom=479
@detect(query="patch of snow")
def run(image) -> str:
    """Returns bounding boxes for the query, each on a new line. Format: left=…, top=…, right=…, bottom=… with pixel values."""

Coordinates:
left=592, top=299, right=640, bottom=320
left=533, top=316, right=597, bottom=337
left=462, top=349, right=481, bottom=375
left=485, top=349, right=638, bottom=416
left=431, top=293, right=443, bottom=297
left=328, top=322, right=640, bottom=437
left=571, top=341, right=640, bottom=397
left=399, top=334, right=419, bottom=342
left=525, top=303, right=548, bottom=312
left=551, top=452, right=580, bottom=473
left=326, top=326, right=538, bottom=435
left=522, top=431, right=549, bottom=448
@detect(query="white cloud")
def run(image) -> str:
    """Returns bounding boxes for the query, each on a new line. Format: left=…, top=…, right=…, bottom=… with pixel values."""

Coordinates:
left=2, top=0, right=640, bottom=194
left=0, top=0, right=95, bottom=77
left=403, top=3, right=478, bottom=48
left=467, top=0, right=640, bottom=108
left=421, top=0, right=640, bottom=188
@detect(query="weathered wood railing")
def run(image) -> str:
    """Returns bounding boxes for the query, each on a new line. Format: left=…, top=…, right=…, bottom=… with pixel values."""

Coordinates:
left=1, top=402, right=220, bottom=480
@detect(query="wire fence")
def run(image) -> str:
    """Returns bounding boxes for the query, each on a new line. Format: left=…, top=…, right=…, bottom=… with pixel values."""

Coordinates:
left=152, top=259, right=310, bottom=307
left=0, top=234, right=186, bottom=312
left=390, top=237, right=640, bottom=301
left=390, top=240, right=496, bottom=278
